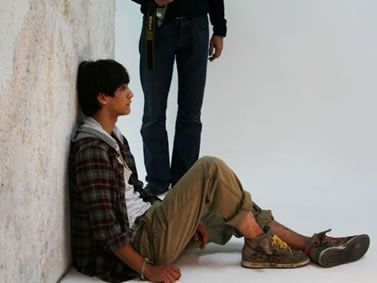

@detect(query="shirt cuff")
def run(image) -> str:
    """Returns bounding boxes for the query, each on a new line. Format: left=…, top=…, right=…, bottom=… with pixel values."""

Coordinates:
left=213, top=19, right=227, bottom=37
left=105, top=233, right=130, bottom=253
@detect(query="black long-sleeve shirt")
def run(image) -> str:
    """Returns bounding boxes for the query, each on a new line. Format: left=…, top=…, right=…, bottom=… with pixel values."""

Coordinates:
left=132, top=0, right=227, bottom=37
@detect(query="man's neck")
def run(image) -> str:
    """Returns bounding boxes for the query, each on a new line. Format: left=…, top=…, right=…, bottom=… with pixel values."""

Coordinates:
left=92, top=112, right=117, bottom=135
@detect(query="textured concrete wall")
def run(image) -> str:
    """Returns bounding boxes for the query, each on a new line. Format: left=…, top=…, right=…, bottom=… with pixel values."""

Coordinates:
left=0, top=0, right=115, bottom=282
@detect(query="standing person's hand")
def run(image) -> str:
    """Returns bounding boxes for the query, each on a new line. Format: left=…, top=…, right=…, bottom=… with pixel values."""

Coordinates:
left=209, top=35, right=224, bottom=61
left=144, top=264, right=181, bottom=283
left=155, top=0, right=174, bottom=6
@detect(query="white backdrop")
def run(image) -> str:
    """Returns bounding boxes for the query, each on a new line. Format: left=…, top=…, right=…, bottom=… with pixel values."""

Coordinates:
left=115, top=0, right=377, bottom=237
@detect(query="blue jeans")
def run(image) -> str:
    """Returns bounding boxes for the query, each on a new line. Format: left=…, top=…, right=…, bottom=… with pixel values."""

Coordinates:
left=139, top=15, right=209, bottom=190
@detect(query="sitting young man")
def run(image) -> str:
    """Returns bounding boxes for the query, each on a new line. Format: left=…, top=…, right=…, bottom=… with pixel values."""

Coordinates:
left=69, top=59, right=370, bottom=283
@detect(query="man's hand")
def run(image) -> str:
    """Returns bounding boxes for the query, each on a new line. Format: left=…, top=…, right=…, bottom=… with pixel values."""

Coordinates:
left=144, top=263, right=181, bottom=283
left=114, top=244, right=180, bottom=282
left=155, top=0, right=174, bottom=6
left=209, top=35, right=224, bottom=62
left=193, top=222, right=209, bottom=249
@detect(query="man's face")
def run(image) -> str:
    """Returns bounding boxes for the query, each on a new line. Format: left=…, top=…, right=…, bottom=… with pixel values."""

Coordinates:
left=108, top=83, right=134, bottom=116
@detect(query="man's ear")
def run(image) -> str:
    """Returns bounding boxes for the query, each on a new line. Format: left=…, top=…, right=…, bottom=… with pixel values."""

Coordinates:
left=96, top=92, right=108, bottom=106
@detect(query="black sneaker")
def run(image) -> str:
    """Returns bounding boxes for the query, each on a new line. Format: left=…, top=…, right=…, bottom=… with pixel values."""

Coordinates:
left=306, top=229, right=370, bottom=267
left=242, top=228, right=310, bottom=269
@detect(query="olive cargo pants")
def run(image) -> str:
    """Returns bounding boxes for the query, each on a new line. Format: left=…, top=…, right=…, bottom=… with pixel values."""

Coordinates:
left=133, top=156, right=274, bottom=264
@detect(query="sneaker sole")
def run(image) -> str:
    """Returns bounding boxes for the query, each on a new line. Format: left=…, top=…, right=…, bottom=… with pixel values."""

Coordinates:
left=241, top=257, right=310, bottom=269
left=319, top=234, right=370, bottom=267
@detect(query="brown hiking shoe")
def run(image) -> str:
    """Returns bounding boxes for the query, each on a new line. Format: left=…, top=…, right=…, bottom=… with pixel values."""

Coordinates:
left=306, top=229, right=370, bottom=267
left=242, top=228, right=310, bottom=268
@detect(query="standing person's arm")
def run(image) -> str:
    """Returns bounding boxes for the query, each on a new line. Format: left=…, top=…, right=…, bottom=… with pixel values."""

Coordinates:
left=208, top=0, right=227, bottom=61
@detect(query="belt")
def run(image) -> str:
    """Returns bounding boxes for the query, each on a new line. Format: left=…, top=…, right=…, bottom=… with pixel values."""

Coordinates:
left=165, top=15, right=192, bottom=22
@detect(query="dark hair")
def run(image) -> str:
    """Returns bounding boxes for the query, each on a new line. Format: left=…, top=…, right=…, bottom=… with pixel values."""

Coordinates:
left=76, top=59, right=130, bottom=116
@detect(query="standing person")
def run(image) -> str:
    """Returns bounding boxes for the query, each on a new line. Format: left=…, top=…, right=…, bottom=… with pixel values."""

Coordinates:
left=132, top=0, right=227, bottom=195
left=69, top=59, right=370, bottom=283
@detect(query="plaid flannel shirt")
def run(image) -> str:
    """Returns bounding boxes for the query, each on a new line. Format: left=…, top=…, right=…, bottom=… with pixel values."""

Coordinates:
left=69, top=134, right=158, bottom=283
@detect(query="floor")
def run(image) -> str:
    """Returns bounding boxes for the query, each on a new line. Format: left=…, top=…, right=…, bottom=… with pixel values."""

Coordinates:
left=62, top=176, right=377, bottom=283
left=61, top=234, right=375, bottom=283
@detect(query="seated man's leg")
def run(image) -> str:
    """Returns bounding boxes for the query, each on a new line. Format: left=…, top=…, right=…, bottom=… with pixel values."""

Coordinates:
left=186, top=204, right=275, bottom=250
left=134, top=156, right=253, bottom=264
left=250, top=210, right=370, bottom=268
left=133, top=156, right=369, bottom=268
left=270, top=222, right=370, bottom=268
left=133, top=156, right=305, bottom=267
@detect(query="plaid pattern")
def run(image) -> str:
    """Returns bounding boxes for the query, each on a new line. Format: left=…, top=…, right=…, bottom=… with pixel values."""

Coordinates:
left=69, top=134, right=158, bottom=283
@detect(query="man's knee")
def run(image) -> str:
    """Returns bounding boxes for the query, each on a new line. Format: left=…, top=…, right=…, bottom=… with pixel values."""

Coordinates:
left=196, top=155, right=228, bottom=171
left=197, top=155, right=222, bottom=166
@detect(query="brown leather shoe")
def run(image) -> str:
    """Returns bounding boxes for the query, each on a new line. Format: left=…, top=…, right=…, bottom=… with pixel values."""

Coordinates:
left=242, top=228, right=310, bottom=269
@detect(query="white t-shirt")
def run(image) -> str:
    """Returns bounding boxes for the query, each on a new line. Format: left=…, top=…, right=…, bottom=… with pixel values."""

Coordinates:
left=117, top=156, right=151, bottom=227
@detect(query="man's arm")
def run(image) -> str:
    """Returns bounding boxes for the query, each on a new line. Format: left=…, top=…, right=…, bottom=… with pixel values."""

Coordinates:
left=75, top=146, right=132, bottom=251
left=115, top=244, right=181, bottom=282
left=208, top=0, right=227, bottom=61
left=75, top=144, right=180, bottom=281
left=208, top=0, right=227, bottom=37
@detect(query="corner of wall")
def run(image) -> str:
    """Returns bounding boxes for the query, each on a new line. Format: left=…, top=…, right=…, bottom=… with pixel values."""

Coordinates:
left=0, top=1, right=115, bottom=282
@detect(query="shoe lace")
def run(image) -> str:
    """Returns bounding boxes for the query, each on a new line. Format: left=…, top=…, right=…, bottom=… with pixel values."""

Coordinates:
left=271, top=235, right=291, bottom=251
left=315, top=229, right=332, bottom=244
left=305, top=229, right=332, bottom=255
